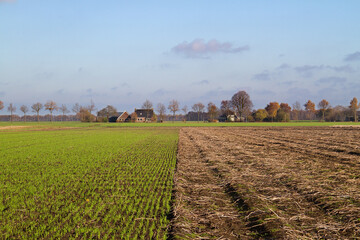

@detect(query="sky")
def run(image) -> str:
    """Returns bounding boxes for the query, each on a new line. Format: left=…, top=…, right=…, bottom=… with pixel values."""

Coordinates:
left=1, top=0, right=360, bottom=113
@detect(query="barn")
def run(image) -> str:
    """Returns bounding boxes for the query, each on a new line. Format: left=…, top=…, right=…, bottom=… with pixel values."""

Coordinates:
left=108, top=112, right=130, bottom=123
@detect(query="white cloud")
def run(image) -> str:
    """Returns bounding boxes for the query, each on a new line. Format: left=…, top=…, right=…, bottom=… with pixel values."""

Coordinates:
left=172, top=39, right=249, bottom=58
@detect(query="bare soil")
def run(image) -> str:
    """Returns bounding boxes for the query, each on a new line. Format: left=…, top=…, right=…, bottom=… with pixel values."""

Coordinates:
left=0, top=126, right=29, bottom=130
left=171, top=127, right=360, bottom=239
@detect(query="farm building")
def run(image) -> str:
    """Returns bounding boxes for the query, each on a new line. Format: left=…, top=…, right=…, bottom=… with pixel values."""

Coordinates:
left=134, top=109, right=154, bottom=122
left=218, top=114, right=238, bottom=122
left=108, top=112, right=130, bottom=122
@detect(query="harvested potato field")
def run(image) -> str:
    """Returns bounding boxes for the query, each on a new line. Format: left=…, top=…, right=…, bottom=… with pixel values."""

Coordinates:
left=172, top=127, right=360, bottom=239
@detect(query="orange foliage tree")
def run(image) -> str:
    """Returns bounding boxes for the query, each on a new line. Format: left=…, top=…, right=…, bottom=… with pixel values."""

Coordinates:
left=304, top=100, right=316, bottom=120
left=349, top=97, right=360, bottom=122
left=318, top=99, right=330, bottom=121
left=265, top=102, right=280, bottom=122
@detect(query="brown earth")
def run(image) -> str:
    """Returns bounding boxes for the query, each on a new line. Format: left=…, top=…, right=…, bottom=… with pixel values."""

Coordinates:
left=171, top=127, right=360, bottom=239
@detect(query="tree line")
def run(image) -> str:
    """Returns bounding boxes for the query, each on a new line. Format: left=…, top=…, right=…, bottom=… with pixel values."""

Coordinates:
left=0, top=91, right=359, bottom=122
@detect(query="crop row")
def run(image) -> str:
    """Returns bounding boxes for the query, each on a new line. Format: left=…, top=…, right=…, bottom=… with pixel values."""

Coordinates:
left=0, top=128, right=178, bottom=239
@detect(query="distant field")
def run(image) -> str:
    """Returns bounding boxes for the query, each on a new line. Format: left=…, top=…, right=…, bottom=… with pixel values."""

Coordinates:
left=0, top=127, right=177, bottom=239
left=1, top=120, right=360, bottom=129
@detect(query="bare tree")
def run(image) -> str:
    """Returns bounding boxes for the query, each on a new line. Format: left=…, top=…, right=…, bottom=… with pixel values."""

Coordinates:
left=318, top=99, right=330, bottom=121
left=0, top=100, right=4, bottom=111
left=31, top=103, right=43, bottom=122
left=59, top=104, right=70, bottom=121
left=292, top=101, right=302, bottom=120
left=142, top=99, right=153, bottom=109
left=8, top=103, right=16, bottom=122
left=156, top=103, right=166, bottom=122
left=72, top=103, right=81, bottom=114
left=220, top=100, right=234, bottom=116
left=231, top=90, right=253, bottom=121
left=192, top=102, right=205, bottom=122
left=142, top=99, right=153, bottom=120
left=182, top=105, right=188, bottom=122
left=20, top=105, right=29, bottom=122
left=350, top=97, right=360, bottom=122
left=72, top=103, right=81, bottom=120
left=168, top=99, right=179, bottom=122
left=45, top=100, right=58, bottom=122
left=88, top=99, right=96, bottom=116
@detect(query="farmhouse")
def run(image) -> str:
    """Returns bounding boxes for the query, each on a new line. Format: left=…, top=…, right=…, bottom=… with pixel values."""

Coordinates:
left=134, top=109, right=154, bottom=122
left=108, top=112, right=130, bottom=122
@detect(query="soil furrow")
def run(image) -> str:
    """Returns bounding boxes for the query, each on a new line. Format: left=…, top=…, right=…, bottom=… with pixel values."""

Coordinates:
left=172, top=127, right=360, bottom=239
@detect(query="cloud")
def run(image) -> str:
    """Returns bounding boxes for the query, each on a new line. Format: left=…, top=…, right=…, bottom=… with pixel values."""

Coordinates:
left=316, top=77, right=347, bottom=87
left=295, top=64, right=353, bottom=77
left=159, top=63, right=176, bottom=70
left=277, top=63, right=291, bottom=70
left=194, top=80, right=210, bottom=85
left=253, top=89, right=275, bottom=95
left=252, top=71, right=271, bottom=81
left=153, top=88, right=171, bottom=96
left=287, top=87, right=312, bottom=97
left=172, top=39, right=249, bottom=58
left=56, top=89, right=65, bottom=95
left=344, top=51, right=360, bottom=62
left=278, top=81, right=297, bottom=86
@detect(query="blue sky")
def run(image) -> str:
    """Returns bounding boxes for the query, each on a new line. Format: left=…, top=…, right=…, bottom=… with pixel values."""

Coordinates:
left=1, top=1, right=360, bottom=113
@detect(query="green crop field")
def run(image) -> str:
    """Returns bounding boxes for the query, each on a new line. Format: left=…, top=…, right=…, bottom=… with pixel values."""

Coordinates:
left=0, top=126, right=178, bottom=239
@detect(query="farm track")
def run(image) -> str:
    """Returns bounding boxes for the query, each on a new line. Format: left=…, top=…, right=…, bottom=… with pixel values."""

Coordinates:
left=172, top=127, right=360, bottom=239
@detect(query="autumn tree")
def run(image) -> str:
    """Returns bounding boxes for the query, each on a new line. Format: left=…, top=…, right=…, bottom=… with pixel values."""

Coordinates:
left=349, top=97, right=360, bottom=122
left=168, top=99, right=179, bottom=122
left=59, top=104, right=70, bottom=121
left=98, top=105, right=117, bottom=122
left=45, top=101, right=58, bottom=122
left=231, top=91, right=253, bottom=121
left=265, top=102, right=280, bottom=122
left=220, top=100, right=234, bottom=116
left=0, top=100, right=4, bottom=111
left=31, top=103, right=43, bottom=122
left=77, top=107, right=95, bottom=122
left=277, top=103, right=292, bottom=122
left=207, top=102, right=218, bottom=121
left=192, top=102, right=205, bottom=122
left=304, top=100, right=316, bottom=120
left=8, top=103, right=16, bottom=122
left=20, top=105, right=29, bottom=122
left=130, top=112, right=138, bottom=122
left=254, top=109, right=268, bottom=122
left=182, top=105, right=188, bottom=122
left=318, top=99, right=330, bottom=121
left=156, top=103, right=166, bottom=122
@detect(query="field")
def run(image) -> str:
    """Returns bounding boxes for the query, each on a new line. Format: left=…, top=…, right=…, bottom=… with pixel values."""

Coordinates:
left=0, top=127, right=177, bottom=239
left=1, top=123, right=360, bottom=239
left=173, top=127, right=360, bottom=239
